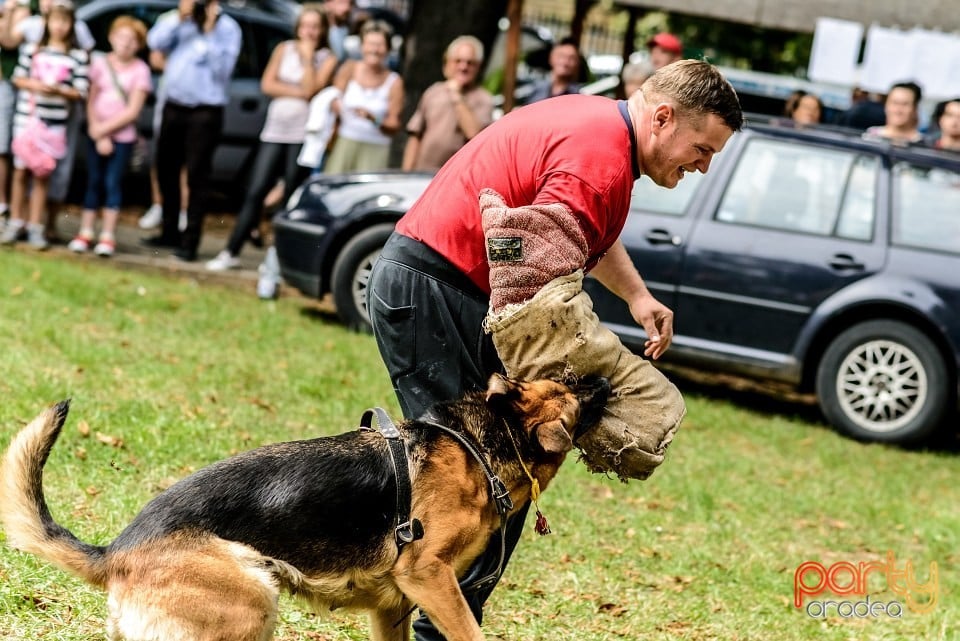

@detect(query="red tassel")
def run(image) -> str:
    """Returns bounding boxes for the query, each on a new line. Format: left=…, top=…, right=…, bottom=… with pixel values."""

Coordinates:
left=535, top=509, right=551, bottom=535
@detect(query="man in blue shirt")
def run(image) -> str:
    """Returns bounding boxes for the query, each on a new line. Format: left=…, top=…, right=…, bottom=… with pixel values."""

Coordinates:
left=522, top=37, right=583, bottom=106
left=142, top=0, right=240, bottom=261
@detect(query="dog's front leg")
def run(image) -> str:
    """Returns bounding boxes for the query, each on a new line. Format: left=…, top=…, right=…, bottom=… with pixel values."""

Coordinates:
left=370, top=599, right=414, bottom=641
left=395, top=563, right=484, bottom=641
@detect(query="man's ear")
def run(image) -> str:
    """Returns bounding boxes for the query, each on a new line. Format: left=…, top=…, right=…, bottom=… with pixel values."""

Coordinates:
left=652, top=103, right=673, bottom=134
left=537, top=420, right=574, bottom=454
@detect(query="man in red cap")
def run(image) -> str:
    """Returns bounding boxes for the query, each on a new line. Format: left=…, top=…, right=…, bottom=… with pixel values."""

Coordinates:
left=647, top=32, right=682, bottom=69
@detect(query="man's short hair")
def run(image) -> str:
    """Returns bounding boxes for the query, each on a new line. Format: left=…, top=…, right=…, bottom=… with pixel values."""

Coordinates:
left=444, top=35, right=484, bottom=64
left=643, top=59, right=744, bottom=132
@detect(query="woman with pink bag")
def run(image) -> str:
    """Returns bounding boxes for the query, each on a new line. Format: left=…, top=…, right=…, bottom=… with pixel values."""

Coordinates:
left=0, top=0, right=88, bottom=249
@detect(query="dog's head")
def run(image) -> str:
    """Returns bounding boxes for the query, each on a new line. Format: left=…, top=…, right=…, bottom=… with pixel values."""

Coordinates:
left=484, top=374, right=610, bottom=456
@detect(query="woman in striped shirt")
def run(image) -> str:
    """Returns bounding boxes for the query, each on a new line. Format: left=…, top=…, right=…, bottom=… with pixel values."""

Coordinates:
left=1, top=0, right=88, bottom=249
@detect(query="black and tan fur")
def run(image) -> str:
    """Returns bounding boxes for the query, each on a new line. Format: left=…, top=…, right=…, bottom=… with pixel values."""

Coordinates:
left=0, top=374, right=609, bottom=641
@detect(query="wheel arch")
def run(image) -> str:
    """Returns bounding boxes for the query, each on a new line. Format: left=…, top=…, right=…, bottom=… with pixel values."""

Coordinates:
left=799, top=303, right=958, bottom=400
left=319, top=212, right=402, bottom=296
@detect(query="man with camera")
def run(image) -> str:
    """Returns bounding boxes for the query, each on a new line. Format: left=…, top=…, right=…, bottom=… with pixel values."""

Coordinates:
left=142, top=0, right=240, bottom=262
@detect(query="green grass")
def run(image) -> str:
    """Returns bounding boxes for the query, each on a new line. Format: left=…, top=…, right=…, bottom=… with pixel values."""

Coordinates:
left=0, top=250, right=957, bottom=641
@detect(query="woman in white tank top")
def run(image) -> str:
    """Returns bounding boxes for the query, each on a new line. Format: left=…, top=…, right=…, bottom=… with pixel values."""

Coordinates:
left=324, top=20, right=404, bottom=173
left=207, top=4, right=337, bottom=271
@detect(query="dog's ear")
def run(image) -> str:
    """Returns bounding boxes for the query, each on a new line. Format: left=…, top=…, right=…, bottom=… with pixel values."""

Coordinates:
left=536, top=420, right=574, bottom=454
left=485, top=373, right=513, bottom=401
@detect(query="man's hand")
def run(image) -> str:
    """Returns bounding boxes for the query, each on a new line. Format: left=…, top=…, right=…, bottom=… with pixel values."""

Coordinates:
left=446, top=78, right=465, bottom=97
left=628, top=293, right=674, bottom=359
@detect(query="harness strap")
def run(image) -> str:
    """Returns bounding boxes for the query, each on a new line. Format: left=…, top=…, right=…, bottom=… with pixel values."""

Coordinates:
left=418, top=412, right=514, bottom=595
left=360, top=408, right=424, bottom=551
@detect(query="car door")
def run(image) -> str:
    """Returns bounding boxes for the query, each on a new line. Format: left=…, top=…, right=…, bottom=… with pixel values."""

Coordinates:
left=674, top=135, right=887, bottom=362
left=584, top=166, right=708, bottom=349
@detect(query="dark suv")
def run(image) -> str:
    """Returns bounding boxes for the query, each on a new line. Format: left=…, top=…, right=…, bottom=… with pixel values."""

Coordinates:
left=272, top=120, right=960, bottom=445
left=76, top=0, right=294, bottom=187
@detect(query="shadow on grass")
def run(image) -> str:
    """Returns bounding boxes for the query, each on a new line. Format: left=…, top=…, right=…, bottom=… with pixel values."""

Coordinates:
left=662, top=363, right=960, bottom=454
left=660, top=363, right=821, bottom=421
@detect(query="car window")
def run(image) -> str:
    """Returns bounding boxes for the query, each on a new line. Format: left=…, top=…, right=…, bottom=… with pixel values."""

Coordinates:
left=630, top=170, right=703, bottom=216
left=892, top=163, right=960, bottom=255
left=715, top=138, right=876, bottom=239
left=834, top=154, right=878, bottom=241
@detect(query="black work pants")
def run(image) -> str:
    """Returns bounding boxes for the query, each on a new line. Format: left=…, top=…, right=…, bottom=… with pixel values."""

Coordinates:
left=367, top=232, right=529, bottom=640
left=225, top=141, right=307, bottom=256
left=155, top=101, right=223, bottom=253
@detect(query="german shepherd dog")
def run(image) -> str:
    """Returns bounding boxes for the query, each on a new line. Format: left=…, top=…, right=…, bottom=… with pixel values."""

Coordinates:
left=0, top=374, right=610, bottom=641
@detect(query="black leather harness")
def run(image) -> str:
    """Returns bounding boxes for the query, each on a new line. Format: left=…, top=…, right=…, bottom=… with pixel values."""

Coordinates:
left=360, top=407, right=515, bottom=594
left=359, top=407, right=424, bottom=550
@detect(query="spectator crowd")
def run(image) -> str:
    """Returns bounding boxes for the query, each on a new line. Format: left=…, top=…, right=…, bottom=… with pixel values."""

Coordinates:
left=0, top=8, right=956, bottom=267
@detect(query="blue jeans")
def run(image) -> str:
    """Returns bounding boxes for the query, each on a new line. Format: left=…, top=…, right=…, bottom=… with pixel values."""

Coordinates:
left=83, top=136, right=132, bottom=210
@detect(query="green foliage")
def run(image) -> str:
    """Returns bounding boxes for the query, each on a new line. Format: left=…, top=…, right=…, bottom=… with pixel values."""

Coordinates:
left=633, top=11, right=815, bottom=76
left=1, top=251, right=957, bottom=640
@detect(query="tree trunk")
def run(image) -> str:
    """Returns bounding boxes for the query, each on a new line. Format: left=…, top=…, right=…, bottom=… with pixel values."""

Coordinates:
left=569, top=0, right=595, bottom=45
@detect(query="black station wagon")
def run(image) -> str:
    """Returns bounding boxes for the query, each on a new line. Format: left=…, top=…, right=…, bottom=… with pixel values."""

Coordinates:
left=272, top=119, right=960, bottom=446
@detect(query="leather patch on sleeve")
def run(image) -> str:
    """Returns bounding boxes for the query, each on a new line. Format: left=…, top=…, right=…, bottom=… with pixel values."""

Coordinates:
left=487, top=237, right=523, bottom=262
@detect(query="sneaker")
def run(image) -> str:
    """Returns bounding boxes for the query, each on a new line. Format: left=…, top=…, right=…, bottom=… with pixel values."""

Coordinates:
left=138, top=204, right=162, bottom=230
left=94, top=238, right=115, bottom=257
left=1, top=219, right=25, bottom=244
left=26, top=224, right=49, bottom=250
left=68, top=235, right=92, bottom=253
left=178, top=209, right=187, bottom=232
left=205, top=250, right=240, bottom=271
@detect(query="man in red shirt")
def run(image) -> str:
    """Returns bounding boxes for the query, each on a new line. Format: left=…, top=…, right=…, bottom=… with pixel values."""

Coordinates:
left=368, top=59, right=742, bottom=641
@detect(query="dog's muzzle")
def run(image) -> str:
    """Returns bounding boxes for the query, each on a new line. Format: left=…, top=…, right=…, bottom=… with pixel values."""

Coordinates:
left=571, top=376, right=611, bottom=443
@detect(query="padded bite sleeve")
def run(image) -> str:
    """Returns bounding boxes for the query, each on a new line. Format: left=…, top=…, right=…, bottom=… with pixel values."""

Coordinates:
left=480, top=188, right=588, bottom=313
left=484, top=271, right=685, bottom=481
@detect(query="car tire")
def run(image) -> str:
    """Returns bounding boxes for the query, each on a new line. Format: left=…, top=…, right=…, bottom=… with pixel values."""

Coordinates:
left=331, top=223, right=394, bottom=332
left=815, top=320, right=950, bottom=444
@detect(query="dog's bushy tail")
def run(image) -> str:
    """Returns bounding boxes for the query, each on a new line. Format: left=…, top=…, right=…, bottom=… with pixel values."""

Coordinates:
left=0, top=401, right=108, bottom=587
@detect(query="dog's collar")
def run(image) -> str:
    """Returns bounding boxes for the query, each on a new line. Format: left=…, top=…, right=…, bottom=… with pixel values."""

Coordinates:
left=416, top=411, right=514, bottom=517
left=359, top=407, right=424, bottom=551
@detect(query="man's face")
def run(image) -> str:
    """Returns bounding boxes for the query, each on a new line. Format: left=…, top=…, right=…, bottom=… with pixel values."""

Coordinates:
left=444, top=43, right=480, bottom=87
left=644, top=108, right=733, bottom=189
left=940, top=101, right=960, bottom=139
left=649, top=46, right=680, bottom=70
left=549, top=44, right=580, bottom=82
left=325, top=0, right=351, bottom=22
left=884, top=87, right=917, bottom=129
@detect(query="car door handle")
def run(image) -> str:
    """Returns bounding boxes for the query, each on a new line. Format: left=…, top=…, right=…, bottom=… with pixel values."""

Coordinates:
left=644, top=229, right=682, bottom=246
left=240, top=98, right=261, bottom=112
left=828, top=253, right=865, bottom=271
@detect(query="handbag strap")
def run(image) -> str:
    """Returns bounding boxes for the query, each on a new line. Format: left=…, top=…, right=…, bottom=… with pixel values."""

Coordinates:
left=103, top=55, right=128, bottom=105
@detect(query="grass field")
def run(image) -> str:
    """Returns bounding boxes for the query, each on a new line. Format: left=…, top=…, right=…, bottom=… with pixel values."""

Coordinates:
left=0, top=250, right=957, bottom=641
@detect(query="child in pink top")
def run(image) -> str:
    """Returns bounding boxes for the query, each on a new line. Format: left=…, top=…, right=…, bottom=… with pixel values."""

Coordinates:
left=69, top=15, right=151, bottom=257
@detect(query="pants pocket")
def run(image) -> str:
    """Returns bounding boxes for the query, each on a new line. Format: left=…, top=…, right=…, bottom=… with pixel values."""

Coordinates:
left=368, top=287, right=416, bottom=379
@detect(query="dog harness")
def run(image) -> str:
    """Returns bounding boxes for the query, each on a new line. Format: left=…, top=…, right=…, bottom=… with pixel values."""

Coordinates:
left=359, top=408, right=424, bottom=551
left=359, top=406, right=515, bottom=595
left=418, top=411, right=514, bottom=595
